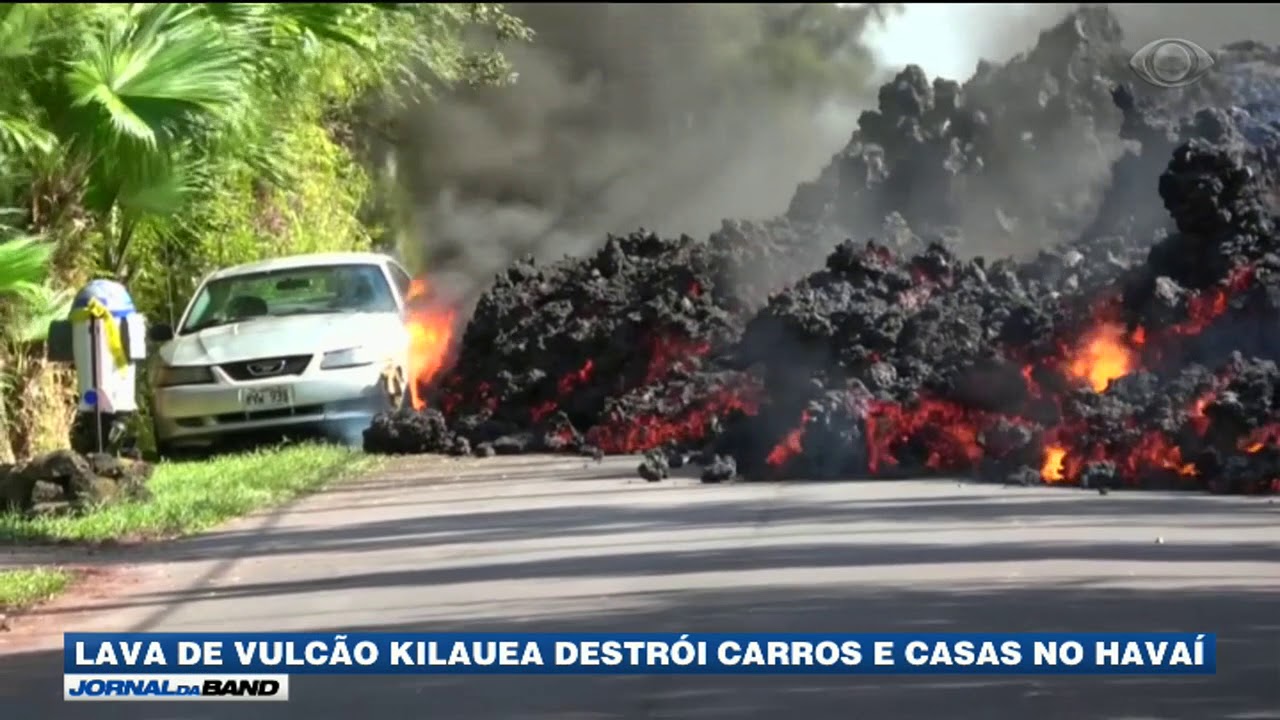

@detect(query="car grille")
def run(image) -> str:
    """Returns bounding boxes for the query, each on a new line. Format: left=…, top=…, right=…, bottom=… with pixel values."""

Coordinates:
left=220, top=354, right=312, bottom=381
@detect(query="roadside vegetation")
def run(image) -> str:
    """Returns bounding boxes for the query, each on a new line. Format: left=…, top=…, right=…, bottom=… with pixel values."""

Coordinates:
left=0, top=444, right=376, bottom=543
left=0, top=2, right=530, bottom=461
left=0, top=3, right=523, bottom=610
left=0, top=566, right=73, bottom=612
left=0, top=2, right=898, bottom=462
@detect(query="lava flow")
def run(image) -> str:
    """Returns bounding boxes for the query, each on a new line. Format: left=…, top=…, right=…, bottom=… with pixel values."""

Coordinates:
left=403, top=277, right=457, bottom=410
left=1065, top=323, right=1135, bottom=393
left=364, top=8, right=1279, bottom=496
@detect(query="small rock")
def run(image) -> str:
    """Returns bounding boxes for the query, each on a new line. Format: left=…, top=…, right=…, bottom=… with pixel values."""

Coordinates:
left=31, top=480, right=62, bottom=503
left=492, top=434, right=532, bottom=455
left=666, top=447, right=687, bottom=469
left=448, top=436, right=471, bottom=457
left=700, top=455, right=738, bottom=484
left=1005, top=466, right=1042, bottom=487
left=637, top=450, right=669, bottom=482
left=2, top=449, right=152, bottom=514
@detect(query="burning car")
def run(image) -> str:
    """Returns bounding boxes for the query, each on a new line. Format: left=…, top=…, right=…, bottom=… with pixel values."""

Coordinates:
left=148, top=252, right=417, bottom=456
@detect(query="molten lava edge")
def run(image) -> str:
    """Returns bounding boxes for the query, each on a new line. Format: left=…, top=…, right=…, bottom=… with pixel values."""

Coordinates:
left=371, top=9, right=1280, bottom=494
left=390, top=244, right=1279, bottom=494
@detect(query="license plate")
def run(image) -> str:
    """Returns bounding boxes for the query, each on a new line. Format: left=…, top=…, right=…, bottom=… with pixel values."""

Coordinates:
left=241, top=386, right=293, bottom=410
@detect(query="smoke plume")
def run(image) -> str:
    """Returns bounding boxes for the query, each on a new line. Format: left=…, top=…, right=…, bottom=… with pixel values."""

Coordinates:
left=393, top=3, right=892, bottom=305
left=393, top=3, right=1280, bottom=305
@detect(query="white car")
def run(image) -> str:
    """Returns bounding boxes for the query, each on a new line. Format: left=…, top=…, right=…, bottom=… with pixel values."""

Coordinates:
left=147, top=252, right=415, bottom=456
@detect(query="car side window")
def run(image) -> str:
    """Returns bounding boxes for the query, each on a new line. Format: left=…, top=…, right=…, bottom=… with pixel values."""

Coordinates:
left=388, top=264, right=413, bottom=301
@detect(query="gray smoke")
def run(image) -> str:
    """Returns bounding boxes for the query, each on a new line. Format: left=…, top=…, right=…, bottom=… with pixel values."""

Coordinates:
left=392, top=3, right=893, bottom=305
left=392, top=3, right=1280, bottom=304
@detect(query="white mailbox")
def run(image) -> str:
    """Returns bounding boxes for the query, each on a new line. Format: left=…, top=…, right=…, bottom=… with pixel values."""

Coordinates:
left=43, top=279, right=151, bottom=453
left=67, top=279, right=147, bottom=414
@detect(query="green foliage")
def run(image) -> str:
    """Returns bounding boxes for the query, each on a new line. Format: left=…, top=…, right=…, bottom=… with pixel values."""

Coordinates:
left=0, top=235, right=53, bottom=294
left=0, top=443, right=377, bottom=542
left=0, top=234, right=70, bottom=462
left=0, top=1, right=529, bottom=459
left=0, top=2, right=528, bottom=279
left=0, top=567, right=73, bottom=611
left=0, top=233, right=70, bottom=342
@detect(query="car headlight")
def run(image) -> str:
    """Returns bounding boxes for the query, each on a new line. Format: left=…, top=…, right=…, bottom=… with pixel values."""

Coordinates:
left=155, top=364, right=215, bottom=387
left=321, top=346, right=378, bottom=370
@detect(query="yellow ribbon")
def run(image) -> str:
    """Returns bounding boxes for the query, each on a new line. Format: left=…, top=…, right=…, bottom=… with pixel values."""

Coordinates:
left=70, top=297, right=128, bottom=371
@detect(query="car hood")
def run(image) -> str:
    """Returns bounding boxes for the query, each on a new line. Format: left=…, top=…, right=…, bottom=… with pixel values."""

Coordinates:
left=160, top=313, right=406, bottom=366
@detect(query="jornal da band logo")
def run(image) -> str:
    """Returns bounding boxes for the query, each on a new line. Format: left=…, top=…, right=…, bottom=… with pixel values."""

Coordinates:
left=63, top=674, right=290, bottom=701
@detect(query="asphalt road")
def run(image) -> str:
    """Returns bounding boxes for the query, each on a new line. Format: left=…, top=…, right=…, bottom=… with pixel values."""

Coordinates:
left=1, top=454, right=1278, bottom=719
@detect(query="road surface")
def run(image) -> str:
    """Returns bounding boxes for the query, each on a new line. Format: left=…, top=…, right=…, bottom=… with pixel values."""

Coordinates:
left=1, top=454, right=1278, bottom=718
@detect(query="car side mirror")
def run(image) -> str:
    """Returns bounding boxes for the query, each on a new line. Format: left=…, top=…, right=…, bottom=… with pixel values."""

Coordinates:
left=148, top=324, right=175, bottom=343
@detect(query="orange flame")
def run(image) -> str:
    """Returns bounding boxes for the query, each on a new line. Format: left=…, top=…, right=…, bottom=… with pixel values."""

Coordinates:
left=585, top=384, right=760, bottom=453
left=1066, top=323, right=1135, bottom=392
left=404, top=277, right=457, bottom=410
left=865, top=398, right=983, bottom=473
left=1239, top=423, right=1280, bottom=453
left=1124, top=431, right=1197, bottom=478
left=1041, top=445, right=1068, bottom=482
left=766, top=411, right=810, bottom=467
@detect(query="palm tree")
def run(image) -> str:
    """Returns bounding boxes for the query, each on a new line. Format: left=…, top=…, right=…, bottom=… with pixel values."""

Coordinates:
left=0, top=235, right=68, bottom=461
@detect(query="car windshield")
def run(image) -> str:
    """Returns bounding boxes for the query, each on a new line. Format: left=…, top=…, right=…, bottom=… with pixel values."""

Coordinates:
left=180, top=263, right=397, bottom=335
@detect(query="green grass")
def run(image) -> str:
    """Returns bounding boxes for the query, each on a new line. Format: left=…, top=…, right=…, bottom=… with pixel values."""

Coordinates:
left=0, top=444, right=378, bottom=543
left=0, top=567, right=73, bottom=611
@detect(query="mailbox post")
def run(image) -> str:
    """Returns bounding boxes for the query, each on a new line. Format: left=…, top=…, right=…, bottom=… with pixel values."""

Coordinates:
left=47, top=279, right=148, bottom=454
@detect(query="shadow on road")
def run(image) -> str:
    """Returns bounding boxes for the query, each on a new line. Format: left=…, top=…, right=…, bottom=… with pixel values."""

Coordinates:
left=0, top=583, right=1276, bottom=719
left=26, top=484, right=1279, bottom=569
left=2, top=460, right=1277, bottom=719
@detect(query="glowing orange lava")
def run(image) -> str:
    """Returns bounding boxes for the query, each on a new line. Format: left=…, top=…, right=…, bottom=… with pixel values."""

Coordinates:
left=766, top=411, right=810, bottom=467
left=1124, top=431, right=1197, bottom=478
left=404, top=277, right=457, bottom=410
left=1066, top=323, right=1135, bottom=392
left=864, top=398, right=983, bottom=474
left=1041, top=445, right=1067, bottom=483
left=586, top=384, right=760, bottom=453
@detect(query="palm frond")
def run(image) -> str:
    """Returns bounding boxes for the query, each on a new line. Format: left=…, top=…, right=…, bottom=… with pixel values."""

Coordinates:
left=116, top=146, right=200, bottom=215
left=0, top=114, right=57, bottom=157
left=0, top=235, right=53, bottom=294
left=65, top=3, right=248, bottom=150
left=0, top=3, right=54, bottom=60
left=10, top=284, right=73, bottom=342
left=273, top=4, right=371, bottom=52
